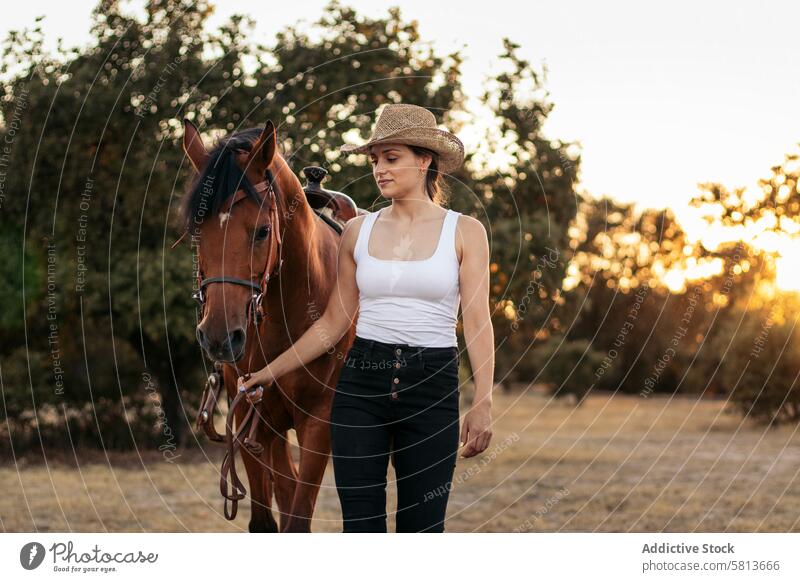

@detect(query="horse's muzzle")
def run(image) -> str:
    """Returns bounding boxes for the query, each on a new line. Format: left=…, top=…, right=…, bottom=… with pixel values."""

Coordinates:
left=196, top=326, right=246, bottom=363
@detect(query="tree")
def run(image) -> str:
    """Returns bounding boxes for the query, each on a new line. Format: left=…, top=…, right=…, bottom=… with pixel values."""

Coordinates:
left=473, top=39, right=581, bottom=380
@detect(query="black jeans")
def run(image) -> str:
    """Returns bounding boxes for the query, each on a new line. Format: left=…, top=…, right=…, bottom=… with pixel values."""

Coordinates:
left=330, top=334, right=460, bottom=532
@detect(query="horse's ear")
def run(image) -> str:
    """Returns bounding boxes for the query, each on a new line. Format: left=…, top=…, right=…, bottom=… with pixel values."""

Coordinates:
left=182, top=118, right=209, bottom=172
left=249, top=120, right=277, bottom=175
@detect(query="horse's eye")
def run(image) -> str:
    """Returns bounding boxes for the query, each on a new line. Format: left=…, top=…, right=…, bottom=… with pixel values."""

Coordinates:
left=255, top=225, right=270, bottom=242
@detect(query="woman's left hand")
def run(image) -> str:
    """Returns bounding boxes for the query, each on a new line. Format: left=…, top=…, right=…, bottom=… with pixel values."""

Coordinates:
left=459, top=399, right=492, bottom=458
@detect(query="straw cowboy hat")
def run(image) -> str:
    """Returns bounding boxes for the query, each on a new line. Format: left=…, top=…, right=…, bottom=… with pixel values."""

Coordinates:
left=340, top=103, right=465, bottom=174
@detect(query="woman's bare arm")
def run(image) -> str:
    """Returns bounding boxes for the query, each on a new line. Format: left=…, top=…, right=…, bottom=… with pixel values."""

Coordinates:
left=239, top=215, right=364, bottom=389
left=457, top=215, right=494, bottom=457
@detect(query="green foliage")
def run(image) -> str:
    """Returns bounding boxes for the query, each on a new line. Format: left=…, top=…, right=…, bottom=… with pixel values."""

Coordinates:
left=697, top=305, right=800, bottom=426
left=532, top=336, right=604, bottom=404
left=468, top=39, right=580, bottom=382
left=0, top=228, right=43, bottom=334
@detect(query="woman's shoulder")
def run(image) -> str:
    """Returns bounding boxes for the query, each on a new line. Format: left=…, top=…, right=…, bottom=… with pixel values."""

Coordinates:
left=453, top=213, right=487, bottom=264
left=340, top=213, right=373, bottom=260
left=342, top=212, right=370, bottom=236
left=453, top=212, right=484, bottom=234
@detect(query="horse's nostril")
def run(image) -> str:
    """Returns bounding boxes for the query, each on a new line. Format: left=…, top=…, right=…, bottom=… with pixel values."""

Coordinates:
left=196, top=325, right=245, bottom=362
left=228, top=328, right=246, bottom=354
left=196, top=327, right=208, bottom=349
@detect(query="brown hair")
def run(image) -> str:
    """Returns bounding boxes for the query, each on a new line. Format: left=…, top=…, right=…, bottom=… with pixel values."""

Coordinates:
left=409, top=145, right=451, bottom=206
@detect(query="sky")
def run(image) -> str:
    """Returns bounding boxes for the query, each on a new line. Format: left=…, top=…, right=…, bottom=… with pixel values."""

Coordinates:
left=4, top=1, right=800, bottom=227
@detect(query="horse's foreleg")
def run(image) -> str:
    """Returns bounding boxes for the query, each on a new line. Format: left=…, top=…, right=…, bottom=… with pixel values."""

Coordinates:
left=282, top=416, right=331, bottom=532
left=269, top=432, right=298, bottom=531
left=236, top=404, right=279, bottom=534
left=241, top=443, right=279, bottom=533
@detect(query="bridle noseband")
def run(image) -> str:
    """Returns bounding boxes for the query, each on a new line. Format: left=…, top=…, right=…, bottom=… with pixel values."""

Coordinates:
left=191, top=173, right=283, bottom=326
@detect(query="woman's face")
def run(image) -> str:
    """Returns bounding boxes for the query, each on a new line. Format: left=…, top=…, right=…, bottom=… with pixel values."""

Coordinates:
left=368, top=143, right=430, bottom=198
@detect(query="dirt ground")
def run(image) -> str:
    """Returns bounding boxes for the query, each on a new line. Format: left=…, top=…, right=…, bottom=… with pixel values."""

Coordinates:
left=2, top=389, right=800, bottom=532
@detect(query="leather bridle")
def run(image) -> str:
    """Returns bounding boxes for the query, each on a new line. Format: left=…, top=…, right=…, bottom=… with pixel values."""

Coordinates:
left=189, top=168, right=285, bottom=521
left=191, top=172, right=284, bottom=326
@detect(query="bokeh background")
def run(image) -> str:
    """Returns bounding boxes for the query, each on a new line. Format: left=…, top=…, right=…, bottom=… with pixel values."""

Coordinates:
left=2, top=0, right=800, bottom=532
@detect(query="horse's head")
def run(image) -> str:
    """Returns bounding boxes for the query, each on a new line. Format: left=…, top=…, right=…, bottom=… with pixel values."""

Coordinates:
left=181, top=119, right=282, bottom=363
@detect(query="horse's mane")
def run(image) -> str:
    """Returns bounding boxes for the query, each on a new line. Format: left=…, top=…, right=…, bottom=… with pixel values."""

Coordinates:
left=181, top=126, right=282, bottom=230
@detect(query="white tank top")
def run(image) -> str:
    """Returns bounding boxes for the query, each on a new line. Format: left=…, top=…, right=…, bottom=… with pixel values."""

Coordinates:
left=354, top=207, right=461, bottom=347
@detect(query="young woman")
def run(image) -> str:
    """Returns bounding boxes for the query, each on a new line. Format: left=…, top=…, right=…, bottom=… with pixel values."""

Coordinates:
left=239, top=103, right=494, bottom=532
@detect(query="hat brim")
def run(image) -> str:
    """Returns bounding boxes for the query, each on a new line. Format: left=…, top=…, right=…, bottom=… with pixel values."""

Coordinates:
left=340, top=127, right=464, bottom=174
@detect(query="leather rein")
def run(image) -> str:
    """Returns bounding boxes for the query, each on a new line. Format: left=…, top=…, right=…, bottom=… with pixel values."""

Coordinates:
left=190, top=169, right=284, bottom=521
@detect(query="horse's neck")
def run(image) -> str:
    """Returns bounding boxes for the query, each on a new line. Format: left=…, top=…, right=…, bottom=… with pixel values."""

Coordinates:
left=273, top=156, right=314, bottom=229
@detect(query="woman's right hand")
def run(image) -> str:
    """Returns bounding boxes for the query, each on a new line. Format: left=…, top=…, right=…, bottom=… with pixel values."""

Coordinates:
left=238, top=365, right=275, bottom=392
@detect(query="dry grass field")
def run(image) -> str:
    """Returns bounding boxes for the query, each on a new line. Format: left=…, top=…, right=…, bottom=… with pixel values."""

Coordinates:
left=3, top=389, right=800, bottom=532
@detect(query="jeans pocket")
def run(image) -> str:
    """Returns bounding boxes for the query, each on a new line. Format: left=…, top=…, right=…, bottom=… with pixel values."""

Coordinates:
left=344, top=345, right=368, bottom=368
left=422, top=349, right=459, bottom=375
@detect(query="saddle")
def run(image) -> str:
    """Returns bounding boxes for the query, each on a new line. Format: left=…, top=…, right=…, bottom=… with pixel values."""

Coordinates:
left=302, top=166, right=368, bottom=234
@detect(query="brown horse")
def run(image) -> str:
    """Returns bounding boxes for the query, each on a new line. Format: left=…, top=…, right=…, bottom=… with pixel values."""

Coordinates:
left=180, top=118, right=354, bottom=532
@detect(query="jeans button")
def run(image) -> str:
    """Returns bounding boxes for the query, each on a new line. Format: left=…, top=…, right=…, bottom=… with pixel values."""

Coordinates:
left=393, top=377, right=400, bottom=384
left=391, top=391, right=399, bottom=400
left=394, top=362, right=401, bottom=369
